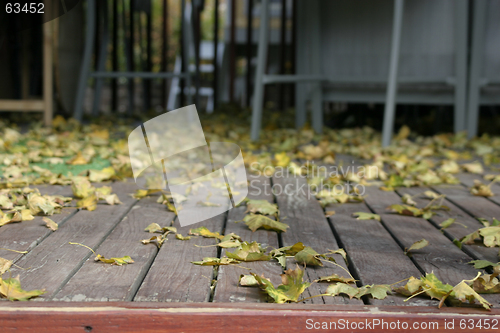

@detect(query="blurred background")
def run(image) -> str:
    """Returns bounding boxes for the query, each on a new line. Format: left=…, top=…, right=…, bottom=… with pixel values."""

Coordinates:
left=0, top=0, right=499, bottom=141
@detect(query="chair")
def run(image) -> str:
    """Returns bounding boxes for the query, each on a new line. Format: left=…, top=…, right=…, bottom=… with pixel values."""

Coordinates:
left=251, top=0, right=469, bottom=146
left=466, top=0, right=500, bottom=138
left=73, top=0, right=194, bottom=120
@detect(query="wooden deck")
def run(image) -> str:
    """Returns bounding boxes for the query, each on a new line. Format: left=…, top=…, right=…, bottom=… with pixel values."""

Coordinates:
left=2, top=155, right=500, bottom=331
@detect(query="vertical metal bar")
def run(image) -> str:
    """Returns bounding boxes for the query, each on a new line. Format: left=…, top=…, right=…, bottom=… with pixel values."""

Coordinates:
left=381, top=0, right=404, bottom=147
left=128, top=0, right=135, bottom=114
left=180, top=0, right=186, bottom=106
left=453, top=0, right=468, bottom=133
left=43, top=12, right=53, bottom=126
left=145, top=3, right=152, bottom=111
left=74, top=0, right=96, bottom=120
left=245, top=0, right=253, bottom=107
left=193, top=1, right=201, bottom=107
left=111, top=0, right=118, bottom=112
left=92, top=0, right=110, bottom=117
left=310, top=0, right=322, bottom=134
left=467, top=0, right=487, bottom=138
left=278, top=0, right=287, bottom=110
left=213, top=0, right=219, bottom=109
left=161, top=0, right=168, bottom=109
left=229, top=0, right=236, bottom=103
left=250, top=0, right=269, bottom=141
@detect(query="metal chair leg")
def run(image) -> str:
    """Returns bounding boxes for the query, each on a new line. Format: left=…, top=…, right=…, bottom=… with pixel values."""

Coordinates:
left=92, top=0, right=110, bottom=117
left=453, top=0, right=468, bottom=133
left=381, top=0, right=404, bottom=147
left=467, top=0, right=487, bottom=139
left=74, top=0, right=97, bottom=121
left=309, top=0, right=322, bottom=134
left=251, top=0, right=269, bottom=141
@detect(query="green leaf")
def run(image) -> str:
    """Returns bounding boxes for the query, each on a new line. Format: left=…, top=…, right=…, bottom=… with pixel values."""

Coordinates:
left=352, top=212, right=380, bottom=221
left=405, top=239, right=429, bottom=253
left=243, top=214, right=289, bottom=232
left=295, top=246, right=323, bottom=266
left=315, top=274, right=355, bottom=284
left=226, top=241, right=271, bottom=262
left=439, top=218, right=456, bottom=230
left=0, top=276, right=45, bottom=301
left=251, top=265, right=310, bottom=303
left=469, top=260, right=500, bottom=269
left=246, top=199, right=279, bottom=216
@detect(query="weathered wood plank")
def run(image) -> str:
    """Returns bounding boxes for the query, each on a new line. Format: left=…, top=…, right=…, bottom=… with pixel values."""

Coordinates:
left=273, top=176, right=362, bottom=305
left=0, top=302, right=498, bottom=333
left=397, top=186, right=499, bottom=263
left=363, top=186, right=500, bottom=308
left=327, top=200, right=436, bottom=306
left=53, top=195, right=176, bottom=301
left=134, top=213, right=226, bottom=302
left=213, top=175, right=282, bottom=303
left=8, top=181, right=138, bottom=300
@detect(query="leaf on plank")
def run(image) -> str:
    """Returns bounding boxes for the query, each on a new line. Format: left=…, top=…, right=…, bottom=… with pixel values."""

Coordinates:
left=405, top=239, right=429, bottom=254
left=95, top=254, right=134, bottom=266
left=243, top=214, right=289, bottom=232
left=175, top=234, right=191, bottom=241
left=439, top=218, right=456, bottom=230
left=295, top=246, right=323, bottom=267
left=470, top=180, right=495, bottom=197
left=76, top=194, right=98, bottom=211
left=0, top=276, right=45, bottom=301
left=42, top=217, right=58, bottom=231
left=251, top=265, right=310, bottom=303
left=352, top=212, right=380, bottom=221
left=191, top=257, right=240, bottom=266
left=326, top=283, right=391, bottom=300
left=245, top=199, right=279, bottom=216
left=227, top=241, right=270, bottom=262
left=239, top=274, right=259, bottom=287
left=461, top=162, right=484, bottom=174
left=315, top=274, right=355, bottom=284
left=188, top=226, right=223, bottom=240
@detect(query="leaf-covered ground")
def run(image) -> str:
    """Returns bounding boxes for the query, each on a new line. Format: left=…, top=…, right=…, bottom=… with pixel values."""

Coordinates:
left=0, top=111, right=500, bottom=305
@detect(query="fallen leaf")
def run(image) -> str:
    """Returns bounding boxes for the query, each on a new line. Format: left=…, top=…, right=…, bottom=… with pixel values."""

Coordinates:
left=175, top=234, right=191, bottom=241
left=405, top=239, right=429, bottom=253
left=245, top=199, right=279, bottom=216
left=0, top=276, right=45, bottom=301
left=76, top=194, right=98, bottom=211
left=439, top=218, right=456, bottom=230
left=295, top=246, right=323, bottom=266
left=243, top=214, right=289, bottom=232
left=251, top=265, right=310, bottom=303
left=42, top=217, right=58, bottom=231
left=462, top=162, right=484, bottom=174
left=94, top=254, right=134, bottom=266
left=470, top=180, right=495, bottom=197
left=188, top=226, right=223, bottom=240
left=227, top=241, right=270, bottom=262
left=315, top=274, right=355, bottom=284
left=239, top=274, right=259, bottom=287
left=191, top=257, right=240, bottom=266
left=352, top=212, right=380, bottom=221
